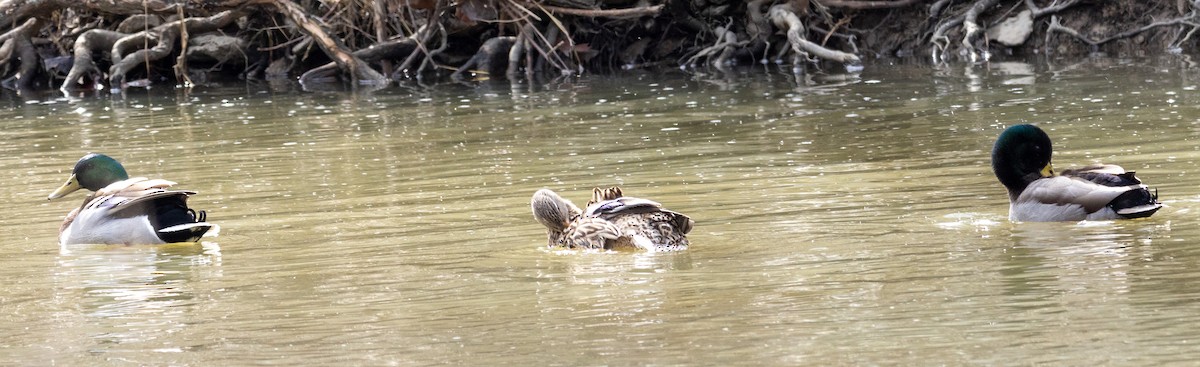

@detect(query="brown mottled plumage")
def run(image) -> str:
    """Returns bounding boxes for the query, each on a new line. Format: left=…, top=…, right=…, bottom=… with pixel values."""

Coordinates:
left=531, top=186, right=693, bottom=251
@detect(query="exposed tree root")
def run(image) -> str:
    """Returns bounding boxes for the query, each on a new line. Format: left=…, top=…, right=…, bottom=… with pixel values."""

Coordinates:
left=1026, top=0, right=1081, bottom=17
left=539, top=3, right=664, bottom=19
left=960, top=0, right=1000, bottom=62
left=822, top=0, right=924, bottom=9
left=932, top=0, right=1087, bottom=61
left=303, top=38, right=419, bottom=83
left=241, top=0, right=386, bottom=85
left=62, top=29, right=124, bottom=90
left=1047, top=13, right=1200, bottom=48
left=769, top=3, right=861, bottom=66
left=0, top=17, right=43, bottom=89
left=930, top=17, right=964, bottom=60
left=451, top=36, right=517, bottom=80
left=507, top=23, right=534, bottom=79
left=684, top=25, right=747, bottom=67
left=109, top=10, right=245, bottom=87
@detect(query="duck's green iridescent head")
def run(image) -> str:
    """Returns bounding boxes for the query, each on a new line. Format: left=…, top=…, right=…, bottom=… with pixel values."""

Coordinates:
left=47, top=153, right=130, bottom=199
left=991, top=124, right=1054, bottom=193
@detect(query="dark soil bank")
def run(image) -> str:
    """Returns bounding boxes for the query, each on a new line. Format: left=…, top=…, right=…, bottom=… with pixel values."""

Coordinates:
left=0, top=0, right=1192, bottom=90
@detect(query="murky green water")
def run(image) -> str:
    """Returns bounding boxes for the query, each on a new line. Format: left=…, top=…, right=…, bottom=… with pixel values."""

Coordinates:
left=3, top=58, right=1200, bottom=365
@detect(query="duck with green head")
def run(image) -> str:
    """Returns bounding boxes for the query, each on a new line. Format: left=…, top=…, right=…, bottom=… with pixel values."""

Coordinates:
left=991, top=124, right=1161, bottom=221
left=48, top=153, right=216, bottom=245
left=531, top=186, right=693, bottom=251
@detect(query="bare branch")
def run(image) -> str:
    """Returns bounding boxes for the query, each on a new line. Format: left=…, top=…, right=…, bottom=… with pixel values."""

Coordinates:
left=537, top=3, right=663, bottom=19
left=1025, top=0, right=1082, bottom=18
left=232, top=0, right=386, bottom=84
left=819, top=0, right=924, bottom=9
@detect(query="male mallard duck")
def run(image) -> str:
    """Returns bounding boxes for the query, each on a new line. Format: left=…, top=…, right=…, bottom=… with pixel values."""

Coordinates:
left=47, top=153, right=216, bottom=245
left=531, top=186, right=693, bottom=251
left=991, top=124, right=1161, bottom=221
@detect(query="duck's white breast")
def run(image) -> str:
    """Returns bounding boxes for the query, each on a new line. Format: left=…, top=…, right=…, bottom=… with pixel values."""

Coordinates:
left=60, top=209, right=162, bottom=245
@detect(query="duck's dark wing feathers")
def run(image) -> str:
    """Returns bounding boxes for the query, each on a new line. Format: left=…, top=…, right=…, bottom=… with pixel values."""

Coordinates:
left=106, top=190, right=196, bottom=215
left=1058, top=164, right=1160, bottom=218
left=1060, top=164, right=1143, bottom=186
left=585, top=197, right=663, bottom=218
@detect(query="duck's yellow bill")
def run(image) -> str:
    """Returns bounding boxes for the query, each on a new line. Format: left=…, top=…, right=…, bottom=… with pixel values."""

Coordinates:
left=1040, top=163, right=1054, bottom=177
left=48, top=174, right=82, bottom=200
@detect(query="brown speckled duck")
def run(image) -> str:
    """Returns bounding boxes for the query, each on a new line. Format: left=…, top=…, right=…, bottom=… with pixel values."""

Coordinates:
left=531, top=186, right=693, bottom=251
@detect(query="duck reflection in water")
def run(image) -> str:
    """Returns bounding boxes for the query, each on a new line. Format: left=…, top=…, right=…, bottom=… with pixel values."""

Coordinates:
left=531, top=186, right=693, bottom=251
left=53, top=243, right=221, bottom=349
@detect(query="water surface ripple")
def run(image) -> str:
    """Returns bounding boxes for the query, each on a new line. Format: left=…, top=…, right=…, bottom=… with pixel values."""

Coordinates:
left=2, top=59, right=1199, bottom=365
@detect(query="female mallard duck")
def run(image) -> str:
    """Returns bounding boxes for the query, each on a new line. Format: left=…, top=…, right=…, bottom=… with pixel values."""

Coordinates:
left=47, top=153, right=216, bottom=245
left=531, top=186, right=693, bottom=251
left=991, top=124, right=1161, bottom=221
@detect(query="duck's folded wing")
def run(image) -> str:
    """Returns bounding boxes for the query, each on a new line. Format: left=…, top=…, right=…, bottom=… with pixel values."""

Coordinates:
left=1061, top=164, right=1127, bottom=176
left=1061, top=164, right=1143, bottom=185
left=96, top=177, right=176, bottom=195
left=585, top=197, right=663, bottom=218
left=107, top=190, right=197, bottom=215
left=92, top=177, right=196, bottom=214
left=1020, top=176, right=1144, bottom=213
